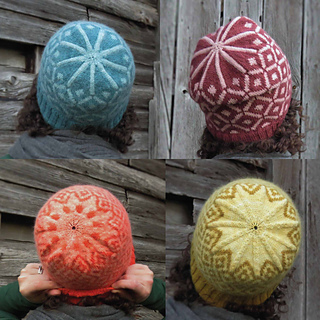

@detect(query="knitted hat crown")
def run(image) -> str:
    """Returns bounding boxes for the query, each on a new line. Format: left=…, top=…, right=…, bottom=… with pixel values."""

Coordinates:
left=34, top=185, right=135, bottom=297
left=191, top=178, right=301, bottom=307
left=189, top=16, right=292, bottom=142
left=37, top=21, right=135, bottom=130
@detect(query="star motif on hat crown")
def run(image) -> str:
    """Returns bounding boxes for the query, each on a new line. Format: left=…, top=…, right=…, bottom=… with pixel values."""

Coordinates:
left=56, top=24, right=131, bottom=98
left=190, top=17, right=257, bottom=90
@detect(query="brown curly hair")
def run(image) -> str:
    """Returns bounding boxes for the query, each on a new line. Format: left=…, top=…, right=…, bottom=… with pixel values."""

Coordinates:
left=17, top=75, right=138, bottom=153
left=43, top=292, right=136, bottom=315
left=169, top=239, right=292, bottom=320
left=197, top=99, right=305, bottom=159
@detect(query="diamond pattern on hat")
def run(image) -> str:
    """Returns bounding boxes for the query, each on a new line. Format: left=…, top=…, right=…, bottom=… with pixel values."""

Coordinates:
left=189, top=16, right=292, bottom=142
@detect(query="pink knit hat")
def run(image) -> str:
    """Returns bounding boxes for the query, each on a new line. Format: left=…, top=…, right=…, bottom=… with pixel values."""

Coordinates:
left=34, top=185, right=135, bottom=297
left=189, top=16, right=292, bottom=142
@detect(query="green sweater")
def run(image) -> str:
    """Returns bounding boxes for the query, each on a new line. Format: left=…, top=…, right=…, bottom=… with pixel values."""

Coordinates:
left=0, top=279, right=165, bottom=320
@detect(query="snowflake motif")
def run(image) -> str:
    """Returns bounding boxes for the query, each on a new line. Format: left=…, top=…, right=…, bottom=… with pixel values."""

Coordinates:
left=56, top=24, right=130, bottom=97
left=191, top=17, right=257, bottom=90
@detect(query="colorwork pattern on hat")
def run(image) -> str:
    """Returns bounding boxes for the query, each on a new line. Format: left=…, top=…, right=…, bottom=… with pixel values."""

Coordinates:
left=191, top=179, right=301, bottom=307
left=189, top=16, right=292, bottom=142
left=37, top=21, right=135, bottom=130
left=34, top=185, right=135, bottom=297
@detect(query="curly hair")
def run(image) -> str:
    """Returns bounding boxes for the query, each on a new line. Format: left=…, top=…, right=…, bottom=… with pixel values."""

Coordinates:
left=197, top=99, right=305, bottom=159
left=17, top=75, right=138, bottom=153
left=169, top=239, right=292, bottom=320
left=43, top=292, right=136, bottom=315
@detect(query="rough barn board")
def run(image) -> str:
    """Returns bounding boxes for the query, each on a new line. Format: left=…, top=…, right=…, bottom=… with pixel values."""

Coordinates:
left=161, top=0, right=319, bottom=159
left=0, top=159, right=165, bottom=320
left=166, top=159, right=320, bottom=320
left=0, top=0, right=159, bottom=158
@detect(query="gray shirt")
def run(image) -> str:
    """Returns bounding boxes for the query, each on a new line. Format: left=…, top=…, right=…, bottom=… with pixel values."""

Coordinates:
left=166, top=297, right=254, bottom=320
left=9, top=130, right=122, bottom=159
left=25, top=304, right=134, bottom=320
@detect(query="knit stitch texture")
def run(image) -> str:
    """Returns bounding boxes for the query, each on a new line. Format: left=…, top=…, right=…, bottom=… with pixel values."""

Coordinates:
left=189, top=16, right=292, bottom=142
left=34, top=185, right=135, bottom=297
left=191, top=179, right=301, bottom=307
left=37, top=21, right=135, bottom=130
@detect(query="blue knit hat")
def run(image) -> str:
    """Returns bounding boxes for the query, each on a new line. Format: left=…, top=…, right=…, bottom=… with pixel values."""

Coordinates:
left=37, top=21, right=135, bottom=129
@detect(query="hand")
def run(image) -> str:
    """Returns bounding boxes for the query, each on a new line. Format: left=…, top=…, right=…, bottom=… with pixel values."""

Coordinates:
left=18, top=263, right=61, bottom=304
left=112, top=264, right=154, bottom=303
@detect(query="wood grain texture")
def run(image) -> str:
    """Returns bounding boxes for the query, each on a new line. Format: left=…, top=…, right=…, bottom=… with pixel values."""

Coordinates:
left=0, top=0, right=87, bottom=23
left=129, top=159, right=165, bottom=179
left=305, top=160, right=320, bottom=318
left=302, top=0, right=320, bottom=159
left=68, top=0, right=158, bottom=27
left=271, top=160, right=306, bottom=320
left=223, top=0, right=263, bottom=25
left=0, top=9, right=63, bottom=46
left=158, top=0, right=178, bottom=158
left=170, top=0, right=221, bottom=158
left=38, top=160, right=165, bottom=200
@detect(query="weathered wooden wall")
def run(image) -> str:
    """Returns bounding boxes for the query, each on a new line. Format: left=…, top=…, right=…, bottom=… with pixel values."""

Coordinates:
left=166, top=159, right=320, bottom=320
left=0, top=0, right=158, bottom=158
left=0, top=159, right=165, bottom=319
left=160, top=0, right=319, bottom=159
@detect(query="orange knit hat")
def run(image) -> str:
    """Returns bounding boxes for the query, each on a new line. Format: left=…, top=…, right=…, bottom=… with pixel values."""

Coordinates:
left=34, top=185, right=135, bottom=297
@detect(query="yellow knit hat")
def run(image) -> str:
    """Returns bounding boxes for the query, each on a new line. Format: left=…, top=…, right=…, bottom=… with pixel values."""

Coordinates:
left=191, top=178, right=301, bottom=307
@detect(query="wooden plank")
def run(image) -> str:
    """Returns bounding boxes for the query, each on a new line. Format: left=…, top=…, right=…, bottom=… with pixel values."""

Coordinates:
left=158, top=0, right=178, bottom=158
left=271, top=160, right=306, bottom=320
left=149, top=62, right=168, bottom=158
left=0, top=101, right=22, bottom=131
left=166, top=225, right=194, bottom=251
left=193, top=159, right=267, bottom=180
left=166, top=165, right=222, bottom=200
left=171, top=0, right=221, bottom=158
left=134, top=107, right=148, bottom=131
left=0, top=180, right=51, bottom=218
left=0, top=47, right=26, bottom=71
left=89, top=9, right=156, bottom=47
left=129, top=160, right=165, bottom=179
left=305, top=160, right=320, bottom=319
left=38, top=160, right=165, bottom=200
left=0, top=160, right=126, bottom=203
left=301, top=0, right=320, bottom=159
left=166, top=160, right=196, bottom=172
left=0, top=0, right=87, bottom=23
left=135, top=64, right=153, bottom=86
left=0, top=71, right=34, bottom=101
left=0, top=9, right=63, bottom=46
left=223, top=0, right=263, bottom=26
left=127, top=190, right=165, bottom=221
left=68, top=0, right=158, bottom=27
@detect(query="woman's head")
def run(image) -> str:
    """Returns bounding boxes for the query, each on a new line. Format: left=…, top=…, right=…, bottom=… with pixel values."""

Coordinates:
left=17, top=75, right=138, bottom=153
left=34, top=185, right=135, bottom=298
left=189, top=16, right=304, bottom=156
left=170, top=178, right=301, bottom=319
left=18, top=20, right=137, bottom=153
